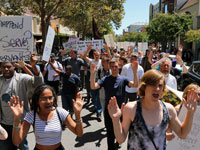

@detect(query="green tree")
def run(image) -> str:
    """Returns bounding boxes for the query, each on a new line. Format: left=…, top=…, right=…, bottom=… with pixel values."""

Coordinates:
left=185, top=29, right=200, bottom=42
left=24, top=0, right=67, bottom=50
left=146, top=13, right=192, bottom=51
left=59, top=0, right=125, bottom=40
left=0, top=0, right=25, bottom=15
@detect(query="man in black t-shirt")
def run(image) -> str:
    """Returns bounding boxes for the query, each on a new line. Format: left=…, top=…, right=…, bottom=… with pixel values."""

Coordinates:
left=90, top=59, right=138, bottom=150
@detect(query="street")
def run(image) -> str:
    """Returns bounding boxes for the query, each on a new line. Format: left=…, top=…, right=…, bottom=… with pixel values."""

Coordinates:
left=27, top=90, right=127, bottom=150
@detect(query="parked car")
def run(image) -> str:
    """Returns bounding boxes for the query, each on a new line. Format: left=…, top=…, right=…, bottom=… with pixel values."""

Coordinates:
left=179, top=61, right=200, bottom=91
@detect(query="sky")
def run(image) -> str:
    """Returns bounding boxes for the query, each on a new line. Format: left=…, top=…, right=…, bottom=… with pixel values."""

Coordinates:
left=114, top=0, right=159, bottom=35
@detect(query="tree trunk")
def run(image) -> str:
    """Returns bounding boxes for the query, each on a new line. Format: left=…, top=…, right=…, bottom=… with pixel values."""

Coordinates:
left=92, top=17, right=102, bottom=39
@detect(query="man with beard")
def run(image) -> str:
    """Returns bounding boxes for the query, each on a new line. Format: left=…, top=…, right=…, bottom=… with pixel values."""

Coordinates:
left=0, top=54, right=44, bottom=150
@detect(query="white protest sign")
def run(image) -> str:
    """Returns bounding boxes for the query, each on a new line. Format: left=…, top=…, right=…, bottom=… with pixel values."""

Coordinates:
left=104, top=34, right=115, bottom=47
left=63, top=37, right=79, bottom=51
left=167, top=106, right=200, bottom=150
left=77, top=39, right=103, bottom=53
left=0, top=16, right=33, bottom=62
left=42, top=26, right=55, bottom=62
left=92, top=39, right=104, bottom=51
left=116, top=42, right=136, bottom=51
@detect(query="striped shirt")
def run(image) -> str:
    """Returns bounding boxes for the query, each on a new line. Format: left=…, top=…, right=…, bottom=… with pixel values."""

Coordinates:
left=24, top=107, right=69, bottom=145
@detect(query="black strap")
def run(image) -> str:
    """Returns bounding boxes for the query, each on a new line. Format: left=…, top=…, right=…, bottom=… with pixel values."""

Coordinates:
left=138, top=101, right=158, bottom=150
left=29, top=108, right=65, bottom=134
left=28, top=110, right=36, bottom=134
left=56, top=108, right=66, bottom=131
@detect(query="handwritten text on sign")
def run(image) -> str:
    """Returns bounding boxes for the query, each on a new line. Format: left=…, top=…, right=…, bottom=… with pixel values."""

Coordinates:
left=0, top=16, right=33, bottom=62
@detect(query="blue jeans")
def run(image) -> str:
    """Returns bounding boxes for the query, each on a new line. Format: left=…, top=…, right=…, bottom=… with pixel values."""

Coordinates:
left=0, top=124, right=29, bottom=150
left=61, top=93, right=75, bottom=115
left=91, top=89, right=102, bottom=114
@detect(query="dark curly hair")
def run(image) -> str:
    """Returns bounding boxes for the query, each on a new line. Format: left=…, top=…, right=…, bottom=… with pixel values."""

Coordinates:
left=30, top=84, right=58, bottom=112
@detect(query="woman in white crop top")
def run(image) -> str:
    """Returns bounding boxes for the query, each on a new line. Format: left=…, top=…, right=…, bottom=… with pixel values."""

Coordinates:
left=8, top=84, right=83, bottom=150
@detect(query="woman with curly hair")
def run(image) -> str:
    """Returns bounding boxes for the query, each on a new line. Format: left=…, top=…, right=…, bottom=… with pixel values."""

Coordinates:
left=8, top=84, right=83, bottom=150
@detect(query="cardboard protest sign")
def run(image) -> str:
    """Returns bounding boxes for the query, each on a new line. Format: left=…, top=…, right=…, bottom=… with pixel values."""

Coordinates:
left=104, top=34, right=115, bottom=47
left=63, top=37, right=79, bottom=51
left=116, top=42, right=135, bottom=51
left=42, top=26, right=55, bottom=62
left=77, top=39, right=103, bottom=53
left=0, top=16, right=33, bottom=62
left=167, top=106, right=200, bottom=150
left=161, top=86, right=183, bottom=107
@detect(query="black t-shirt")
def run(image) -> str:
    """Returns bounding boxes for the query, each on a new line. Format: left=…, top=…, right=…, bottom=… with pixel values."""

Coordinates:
left=98, top=75, right=130, bottom=108
left=60, top=72, right=80, bottom=96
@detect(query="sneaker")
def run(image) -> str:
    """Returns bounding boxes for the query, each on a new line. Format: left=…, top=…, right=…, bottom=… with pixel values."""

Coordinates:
left=97, top=113, right=102, bottom=122
left=114, top=142, right=121, bottom=149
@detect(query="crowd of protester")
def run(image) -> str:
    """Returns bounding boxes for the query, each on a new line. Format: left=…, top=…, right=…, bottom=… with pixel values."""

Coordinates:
left=0, top=42, right=199, bottom=150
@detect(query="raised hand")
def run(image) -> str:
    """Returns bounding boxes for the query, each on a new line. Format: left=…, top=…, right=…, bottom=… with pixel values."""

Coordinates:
left=14, top=61, right=26, bottom=68
left=178, top=44, right=183, bottom=52
left=61, top=49, right=66, bottom=56
left=104, top=44, right=109, bottom=51
left=108, top=96, right=124, bottom=120
left=131, top=61, right=138, bottom=73
left=183, top=89, right=198, bottom=112
left=73, top=93, right=83, bottom=115
left=176, top=55, right=184, bottom=65
left=8, top=96, right=23, bottom=119
left=88, top=44, right=93, bottom=50
left=90, top=63, right=97, bottom=74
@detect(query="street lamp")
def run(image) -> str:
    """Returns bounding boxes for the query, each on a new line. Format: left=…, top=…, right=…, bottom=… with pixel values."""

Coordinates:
left=56, top=23, right=59, bottom=49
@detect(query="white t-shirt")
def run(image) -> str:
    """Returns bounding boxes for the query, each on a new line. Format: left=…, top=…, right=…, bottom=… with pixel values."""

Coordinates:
left=165, top=74, right=177, bottom=90
left=121, top=63, right=144, bottom=93
left=89, top=59, right=102, bottom=70
left=44, top=61, right=63, bottom=81
left=24, top=107, right=69, bottom=145
left=89, top=59, right=102, bottom=81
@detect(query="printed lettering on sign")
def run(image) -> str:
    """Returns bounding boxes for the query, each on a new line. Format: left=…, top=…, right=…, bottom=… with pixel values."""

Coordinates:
left=0, top=16, right=33, bottom=62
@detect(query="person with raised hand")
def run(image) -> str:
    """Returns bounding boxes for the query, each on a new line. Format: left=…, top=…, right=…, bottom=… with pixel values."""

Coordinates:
left=8, top=84, right=83, bottom=150
left=90, top=59, right=138, bottom=150
left=0, top=53, right=43, bottom=150
left=108, top=69, right=198, bottom=150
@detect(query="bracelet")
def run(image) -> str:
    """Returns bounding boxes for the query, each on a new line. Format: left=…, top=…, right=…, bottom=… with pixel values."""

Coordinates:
left=74, top=119, right=82, bottom=125
left=14, top=120, right=21, bottom=123
left=13, top=125, right=21, bottom=131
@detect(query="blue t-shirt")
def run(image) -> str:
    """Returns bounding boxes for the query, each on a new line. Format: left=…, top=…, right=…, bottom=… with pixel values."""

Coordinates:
left=60, top=72, right=80, bottom=96
left=98, top=75, right=130, bottom=109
